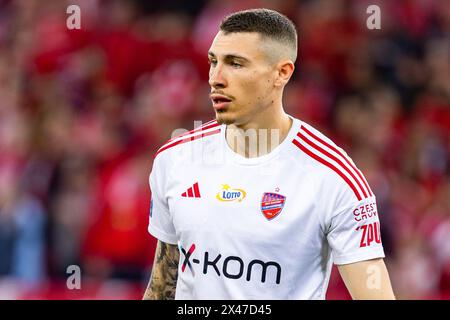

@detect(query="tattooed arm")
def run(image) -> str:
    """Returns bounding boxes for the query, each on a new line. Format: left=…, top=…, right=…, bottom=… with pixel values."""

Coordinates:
left=143, top=240, right=180, bottom=300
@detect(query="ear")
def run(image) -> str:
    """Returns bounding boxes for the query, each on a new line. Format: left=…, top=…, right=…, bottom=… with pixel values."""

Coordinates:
left=274, top=60, right=295, bottom=87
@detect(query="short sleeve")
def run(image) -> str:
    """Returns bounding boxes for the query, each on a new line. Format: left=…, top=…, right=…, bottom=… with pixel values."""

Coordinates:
left=148, top=155, right=178, bottom=245
left=327, top=196, right=385, bottom=265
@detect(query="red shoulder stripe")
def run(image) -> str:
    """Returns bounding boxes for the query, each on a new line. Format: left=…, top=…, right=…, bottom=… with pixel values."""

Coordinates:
left=301, top=126, right=373, bottom=197
left=166, top=120, right=219, bottom=144
left=297, top=131, right=368, bottom=198
left=292, top=138, right=363, bottom=201
left=155, top=128, right=221, bottom=157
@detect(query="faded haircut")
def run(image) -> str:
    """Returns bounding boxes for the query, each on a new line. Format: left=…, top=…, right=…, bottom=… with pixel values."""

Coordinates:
left=219, top=8, right=298, bottom=63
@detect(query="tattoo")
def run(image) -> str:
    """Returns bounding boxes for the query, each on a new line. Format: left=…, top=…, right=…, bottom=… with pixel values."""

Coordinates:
left=143, top=241, right=179, bottom=300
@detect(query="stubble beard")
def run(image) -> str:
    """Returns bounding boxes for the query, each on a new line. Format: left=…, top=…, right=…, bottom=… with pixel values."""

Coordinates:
left=214, top=110, right=235, bottom=125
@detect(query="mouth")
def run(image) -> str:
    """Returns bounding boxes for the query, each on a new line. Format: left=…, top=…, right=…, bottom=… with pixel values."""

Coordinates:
left=210, top=94, right=233, bottom=111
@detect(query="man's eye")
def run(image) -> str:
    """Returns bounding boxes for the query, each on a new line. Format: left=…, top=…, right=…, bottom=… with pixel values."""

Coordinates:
left=231, top=62, right=242, bottom=68
left=208, top=60, right=217, bottom=66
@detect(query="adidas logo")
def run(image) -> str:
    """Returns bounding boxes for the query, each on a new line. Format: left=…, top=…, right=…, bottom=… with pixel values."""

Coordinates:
left=181, top=182, right=201, bottom=198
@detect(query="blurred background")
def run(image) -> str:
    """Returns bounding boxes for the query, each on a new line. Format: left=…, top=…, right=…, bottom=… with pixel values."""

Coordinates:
left=0, top=0, right=448, bottom=299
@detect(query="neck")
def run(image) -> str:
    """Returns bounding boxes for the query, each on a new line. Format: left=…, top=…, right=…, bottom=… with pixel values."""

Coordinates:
left=225, top=108, right=293, bottom=158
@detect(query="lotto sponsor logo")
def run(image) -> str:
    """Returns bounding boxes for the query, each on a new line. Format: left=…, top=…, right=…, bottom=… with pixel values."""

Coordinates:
left=353, top=202, right=378, bottom=222
left=356, top=222, right=382, bottom=248
left=216, top=184, right=246, bottom=202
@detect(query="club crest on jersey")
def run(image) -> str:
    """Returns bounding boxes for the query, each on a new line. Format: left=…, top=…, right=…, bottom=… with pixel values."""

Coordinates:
left=216, top=184, right=246, bottom=202
left=261, top=193, right=286, bottom=220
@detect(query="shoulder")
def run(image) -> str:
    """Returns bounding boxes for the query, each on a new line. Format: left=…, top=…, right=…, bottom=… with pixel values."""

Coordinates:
left=154, top=119, right=222, bottom=160
left=150, top=119, right=221, bottom=180
left=289, top=120, right=374, bottom=202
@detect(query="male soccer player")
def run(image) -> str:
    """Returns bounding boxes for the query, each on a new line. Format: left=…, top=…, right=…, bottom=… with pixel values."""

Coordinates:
left=143, top=8, right=395, bottom=300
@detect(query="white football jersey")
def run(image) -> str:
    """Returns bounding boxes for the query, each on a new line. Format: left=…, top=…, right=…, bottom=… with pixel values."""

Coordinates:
left=148, top=116, right=385, bottom=300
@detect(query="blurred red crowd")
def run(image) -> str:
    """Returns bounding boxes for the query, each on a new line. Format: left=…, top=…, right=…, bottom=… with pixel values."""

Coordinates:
left=0, top=0, right=449, bottom=299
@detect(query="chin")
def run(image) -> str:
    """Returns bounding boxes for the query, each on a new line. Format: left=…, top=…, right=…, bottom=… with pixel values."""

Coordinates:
left=215, top=112, right=235, bottom=125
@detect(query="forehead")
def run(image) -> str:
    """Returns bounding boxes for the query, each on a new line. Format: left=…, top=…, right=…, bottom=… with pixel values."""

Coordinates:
left=208, top=31, right=265, bottom=60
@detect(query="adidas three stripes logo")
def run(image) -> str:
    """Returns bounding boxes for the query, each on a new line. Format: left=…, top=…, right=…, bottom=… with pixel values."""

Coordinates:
left=181, top=182, right=201, bottom=198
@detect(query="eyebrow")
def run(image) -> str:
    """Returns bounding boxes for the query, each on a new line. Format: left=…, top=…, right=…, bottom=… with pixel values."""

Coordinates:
left=208, top=51, right=250, bottom=63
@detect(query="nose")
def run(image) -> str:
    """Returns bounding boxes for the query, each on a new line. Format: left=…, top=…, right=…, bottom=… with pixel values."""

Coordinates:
left=209, top=63, right=227, bottom=89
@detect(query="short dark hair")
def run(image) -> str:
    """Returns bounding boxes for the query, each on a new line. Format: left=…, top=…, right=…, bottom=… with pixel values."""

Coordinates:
left=219, top=8, right=297, bottom=62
